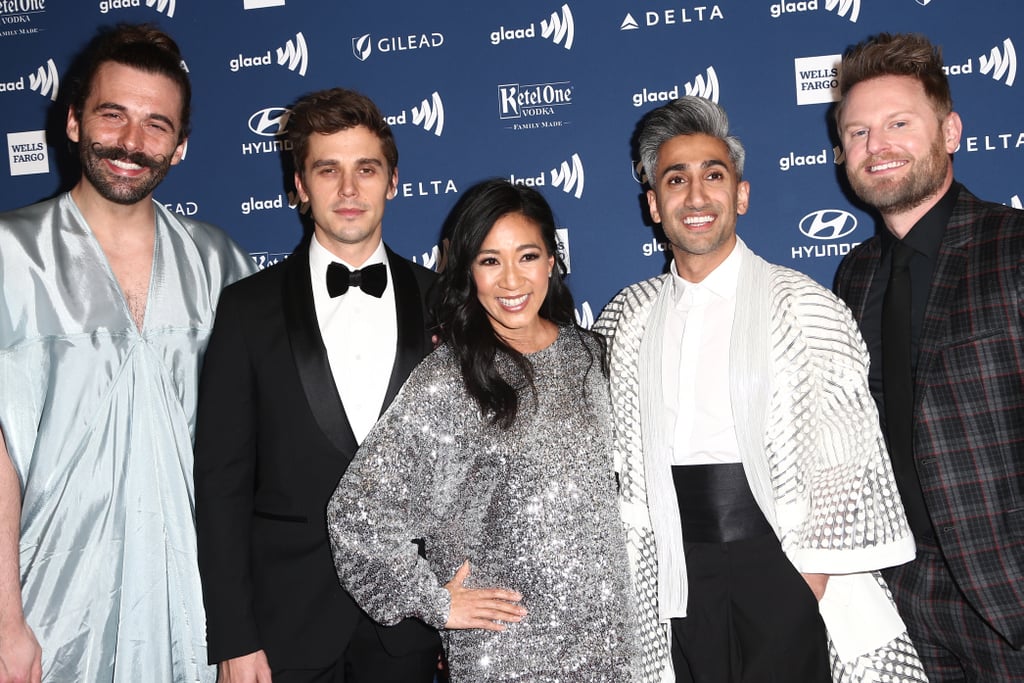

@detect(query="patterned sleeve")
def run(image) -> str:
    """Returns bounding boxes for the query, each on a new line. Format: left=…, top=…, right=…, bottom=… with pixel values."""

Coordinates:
left=326, top=351, right=462, bottom=629
left=768, top=275, right=915, bottom=572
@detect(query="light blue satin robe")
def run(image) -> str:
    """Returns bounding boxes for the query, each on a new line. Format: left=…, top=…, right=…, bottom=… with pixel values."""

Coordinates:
left=0, top=193, right=255, bottom=682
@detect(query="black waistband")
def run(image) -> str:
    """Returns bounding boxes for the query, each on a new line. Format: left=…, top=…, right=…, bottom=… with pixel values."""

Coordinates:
left=672, top=463, right=774, bottom=544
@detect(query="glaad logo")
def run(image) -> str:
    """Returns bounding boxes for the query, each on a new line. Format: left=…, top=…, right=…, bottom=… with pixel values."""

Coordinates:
left=241, top=193, right=288, bottom=215
left=30, top=58, right=58, bottom=101
left=621, top=6, right=725, bottom=30
left=277, top=33, right=308, bottom=76
left=574, top=302, right=594, bottom=329
left=509, top=153, right=585, bottom=199
left=385, top=92, right=445, bottom=137
left=770, top=0, right=859, bottom=22
left=8, top=130, right=49, bottom=177
left=779, top=148, right=829, bottom=171
left=0, top=59, right=59, bottom=100
left=412, top=238, right=450, bottom=272
left=230, top=33, right=308, bottom=76
left=631, top=67, right=720, bottom=107
left=798, top=209, right=857, bottom=240
left=351, top=31, right=445, bottom=62
left=490, top=3, right=574, bottom=50
left=979, top=38, right=1016, bottom=87
left=98, top=0, right=176, bottom=18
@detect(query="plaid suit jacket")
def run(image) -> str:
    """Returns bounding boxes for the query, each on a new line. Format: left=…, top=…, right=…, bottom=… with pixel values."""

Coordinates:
left=834, top=184, right=1024, bottom=647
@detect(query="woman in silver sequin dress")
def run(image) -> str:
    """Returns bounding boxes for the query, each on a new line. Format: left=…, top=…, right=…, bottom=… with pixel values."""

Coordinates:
left=327, top=179, right=638, bottom=681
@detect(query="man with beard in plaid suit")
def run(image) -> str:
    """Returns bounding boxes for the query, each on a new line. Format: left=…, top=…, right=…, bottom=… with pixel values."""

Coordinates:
left=833, top=32, right=1024, bottom=681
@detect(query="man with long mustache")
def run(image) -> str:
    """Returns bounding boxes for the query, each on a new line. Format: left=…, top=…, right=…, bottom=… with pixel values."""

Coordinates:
left=0, top=24, right=254, bottom=683
left=834, top=33, right=1024, bottom=681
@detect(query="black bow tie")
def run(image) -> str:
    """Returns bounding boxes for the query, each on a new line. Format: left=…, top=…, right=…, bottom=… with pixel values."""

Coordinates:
left=326, top=262, right=387, bottom=298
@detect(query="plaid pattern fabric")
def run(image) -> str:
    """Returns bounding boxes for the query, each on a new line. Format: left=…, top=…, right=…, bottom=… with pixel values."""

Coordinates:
left=884, top=543, right=1024, bottom=681
left=834, top=185, right=1024, bottom=649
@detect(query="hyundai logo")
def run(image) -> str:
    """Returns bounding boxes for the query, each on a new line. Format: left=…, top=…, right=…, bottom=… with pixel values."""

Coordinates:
left=798, top=209, right=858, bottom=240
left=248, top=107, right=291, bottom=136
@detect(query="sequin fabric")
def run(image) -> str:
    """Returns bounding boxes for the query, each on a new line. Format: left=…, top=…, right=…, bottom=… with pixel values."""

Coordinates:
left=328, top=326, right=638, bottom=681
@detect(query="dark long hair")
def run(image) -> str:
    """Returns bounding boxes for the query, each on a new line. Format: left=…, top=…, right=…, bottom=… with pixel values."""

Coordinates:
left=435, top=178, right=604, bottom=429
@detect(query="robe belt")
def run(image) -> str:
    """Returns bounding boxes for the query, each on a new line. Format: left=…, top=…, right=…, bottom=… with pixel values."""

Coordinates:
left=672, top=463, right=774, bottom=544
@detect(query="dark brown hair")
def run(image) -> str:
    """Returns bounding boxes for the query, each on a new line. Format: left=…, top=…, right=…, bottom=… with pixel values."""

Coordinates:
left=286, top=88, right=398, bottom=178
left=70, top=23, right=191, bottom=143
left=836, top=32, right=952, bottom=125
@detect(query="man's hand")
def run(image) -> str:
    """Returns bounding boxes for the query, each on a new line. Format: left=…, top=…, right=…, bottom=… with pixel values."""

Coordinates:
left=216, top=650, right=272, bottom=683
left=444, top=561, right=526, bottom=631
left=800, top=572, right=829, bottom=602
left=0, top=617, right=42, bottom=683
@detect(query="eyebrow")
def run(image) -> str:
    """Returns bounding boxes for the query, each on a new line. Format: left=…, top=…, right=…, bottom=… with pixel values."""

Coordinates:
left=94, top=101, right=177, bottom=132
left=477, top=243, right=544, bottom=254
left=309, top=157, right=384, bottom=169
left=662, top=158, right=729, bottom=174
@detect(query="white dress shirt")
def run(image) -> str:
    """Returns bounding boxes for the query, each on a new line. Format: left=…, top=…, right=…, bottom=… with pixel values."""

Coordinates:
left=661, top=241, right=743, bottom=465
left=309, top=236, right=397, bottom=444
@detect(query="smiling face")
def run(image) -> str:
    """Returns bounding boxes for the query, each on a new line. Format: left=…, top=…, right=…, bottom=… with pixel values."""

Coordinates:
left=472, top=212, right=556, bottom=351
left=67, top=61, right=186, bottom=206
left=839, top=74, right=959, bottom=226
left=294, top=125, right=397, bottom=265
left=647, top=133, right=749, bottom=282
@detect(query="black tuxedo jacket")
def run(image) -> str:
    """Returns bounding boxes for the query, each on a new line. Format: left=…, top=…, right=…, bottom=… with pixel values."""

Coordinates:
left=194, top=239, right=439, bottom=668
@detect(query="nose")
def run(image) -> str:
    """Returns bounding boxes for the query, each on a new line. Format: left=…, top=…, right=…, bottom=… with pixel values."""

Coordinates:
left=865, top=128, right=889, bottom=156
left=118, top=121, right=145, bottom=152
left=337, top=170, right=357, bottom=198
left=685, top=179, right=708, bottom=209
left=497, top=262, right=523, bottom=290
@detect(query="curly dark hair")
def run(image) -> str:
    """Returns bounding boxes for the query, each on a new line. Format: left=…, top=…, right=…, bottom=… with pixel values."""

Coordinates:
left=435, top=178, right=604, bottom=429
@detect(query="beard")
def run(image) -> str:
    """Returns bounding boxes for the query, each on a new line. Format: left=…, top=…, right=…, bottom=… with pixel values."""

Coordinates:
left=847, top=134, right=949, bottom=216
left=79, top=139, right=174, bottom=205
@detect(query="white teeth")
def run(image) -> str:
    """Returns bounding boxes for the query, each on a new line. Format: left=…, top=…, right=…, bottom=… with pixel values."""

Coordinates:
left=870, top=160, right=904, bottom=172
left=110, top=159, right=143, bottom=171
left=684, top=215, right=714, bottom=226
left=498, top=294, right=528, bottom=307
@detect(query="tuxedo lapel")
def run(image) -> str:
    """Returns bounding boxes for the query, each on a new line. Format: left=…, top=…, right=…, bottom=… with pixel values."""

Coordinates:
left=281, top=240, right=359, bottom=457
left=381, top=246, right=429, bottom=413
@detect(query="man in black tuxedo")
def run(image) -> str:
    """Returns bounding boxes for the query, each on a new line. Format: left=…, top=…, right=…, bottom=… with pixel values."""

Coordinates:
left=194, top=88, right=441, bottom=683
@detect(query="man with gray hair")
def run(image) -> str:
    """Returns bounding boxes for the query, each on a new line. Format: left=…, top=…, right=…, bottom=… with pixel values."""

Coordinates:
left=594, top=96, right=925, bottom=682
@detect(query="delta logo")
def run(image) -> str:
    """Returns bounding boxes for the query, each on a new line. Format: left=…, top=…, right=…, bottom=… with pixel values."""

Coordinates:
left=619, top=5, right=724, bottom=31
left=229, top=32, right=308, bottom=77
left=0, top=58, right=58, bottom=101
left=490, top=3, right=574, bottom=50
left=631, top=66, right=720, bottom=107
left=241, top=106, right=292, bottom=156
left=385, top=91, right=444, bottom=137
left=509, top=153, right=585, bottom=199
left=98, top=0, right=176, bottom=18
left=769, top=0, right=860, bottom=22
left=350, top=31, right=444, bottom=62
left=944, top=38, right=1016, bottom=87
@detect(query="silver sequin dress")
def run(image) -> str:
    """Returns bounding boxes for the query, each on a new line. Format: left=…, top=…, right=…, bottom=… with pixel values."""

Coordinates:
left=327, top=326, right=638, bottom=681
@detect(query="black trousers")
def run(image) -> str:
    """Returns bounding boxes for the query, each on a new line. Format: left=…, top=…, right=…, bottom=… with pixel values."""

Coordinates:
left=670, top=533, right=831, bottom=683
left=272, top=613, right=440, bottom=683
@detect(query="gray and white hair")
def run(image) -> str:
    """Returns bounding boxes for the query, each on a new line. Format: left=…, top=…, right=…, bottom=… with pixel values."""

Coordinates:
left=638, top=96, right=746, bottom=185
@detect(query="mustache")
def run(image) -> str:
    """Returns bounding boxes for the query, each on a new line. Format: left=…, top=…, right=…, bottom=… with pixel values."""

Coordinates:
left=89, top=142, right=167, bottom=170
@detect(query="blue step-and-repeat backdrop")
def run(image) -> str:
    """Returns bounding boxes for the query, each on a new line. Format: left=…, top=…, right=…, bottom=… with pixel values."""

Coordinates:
left=2, top=0, right=1021, bottom=326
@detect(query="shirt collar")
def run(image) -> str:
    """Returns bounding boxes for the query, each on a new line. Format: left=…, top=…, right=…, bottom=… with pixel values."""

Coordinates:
left=669, top=236, right=744, bottom=304
left=885, top=180, right=960, bottom=260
